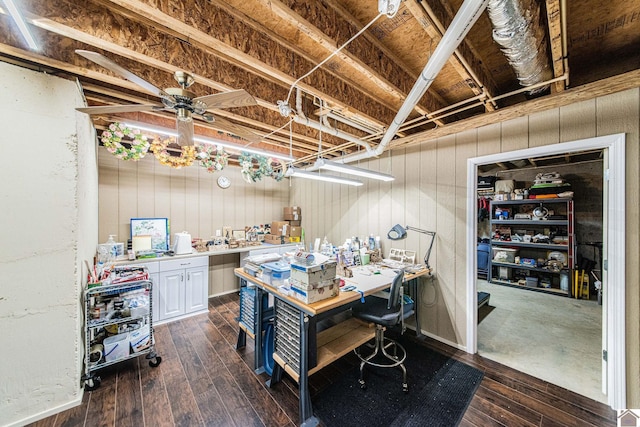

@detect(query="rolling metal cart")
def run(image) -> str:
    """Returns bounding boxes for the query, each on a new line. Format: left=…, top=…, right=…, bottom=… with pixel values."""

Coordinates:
left=82, top=279, right=161, bottom=390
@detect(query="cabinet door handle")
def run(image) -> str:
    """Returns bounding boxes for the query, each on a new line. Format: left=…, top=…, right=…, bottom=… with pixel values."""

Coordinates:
left=181, top=273, right=184, bottom=282
left=187, top=272, right=190, bottom=281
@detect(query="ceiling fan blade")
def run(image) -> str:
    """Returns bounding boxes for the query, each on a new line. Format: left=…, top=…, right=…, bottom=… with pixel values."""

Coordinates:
left=75, top=50, right=167, bottom=98
left=212, top=116, right=262, bottom=143
left=177, top=118, right=195, bottom=147
left=76, top=104, right=161, bottom=114
left=194, top=89, right=257, bottom=109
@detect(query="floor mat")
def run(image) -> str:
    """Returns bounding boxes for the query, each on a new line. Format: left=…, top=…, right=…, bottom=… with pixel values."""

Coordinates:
left=313, top=336, right=483, bottom=427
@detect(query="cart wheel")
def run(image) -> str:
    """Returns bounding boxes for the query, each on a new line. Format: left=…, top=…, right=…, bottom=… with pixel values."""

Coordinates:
left=149, top=356, right=162, bottom=367
left=85, top=376, right=101, bottom=391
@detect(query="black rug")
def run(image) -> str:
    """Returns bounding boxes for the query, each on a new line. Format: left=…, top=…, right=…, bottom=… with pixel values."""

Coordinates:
left=313, top=336, right=483, bottom=427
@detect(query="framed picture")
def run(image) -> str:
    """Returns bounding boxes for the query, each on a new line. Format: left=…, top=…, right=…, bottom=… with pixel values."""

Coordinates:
left=232, top=229, right=246, bottom=239
left=130, top=218, right=170, bottom=251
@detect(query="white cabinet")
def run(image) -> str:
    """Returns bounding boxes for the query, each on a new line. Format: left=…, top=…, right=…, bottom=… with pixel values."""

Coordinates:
left=185, top=266, right=208, bottom=313
left=157, top=256, right=209, bottom=323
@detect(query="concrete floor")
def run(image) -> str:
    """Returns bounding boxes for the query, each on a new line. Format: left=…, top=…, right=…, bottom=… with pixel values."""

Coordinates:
left=476, top=279, right=606, bottom=403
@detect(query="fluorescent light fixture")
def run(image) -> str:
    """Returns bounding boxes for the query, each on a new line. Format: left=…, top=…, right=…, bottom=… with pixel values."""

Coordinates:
left=2, top=0, right=39, bottom=51
left=120, top=121, right=294, bottom=162
left=285, top=166, right=363, bottom=186
left=315, top=158, right=395, bottom=181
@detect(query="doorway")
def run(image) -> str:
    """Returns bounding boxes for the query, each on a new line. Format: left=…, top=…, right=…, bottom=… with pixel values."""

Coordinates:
left=465, top=133, right=626, bottom=410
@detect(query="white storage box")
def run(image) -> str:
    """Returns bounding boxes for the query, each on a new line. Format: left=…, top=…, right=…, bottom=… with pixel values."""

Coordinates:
left=104, top=332, right=129, bottom=362
left=129, top=325, right=150, bottom=353
left=290, top=279, right=338, bottom=303
left=290, top=277, right=339, bottom=291
left=261, top=262, right=291, bottom=286
left=492, top=247, right=518, bottom=263
left=290, top=261, right=337, bottom=285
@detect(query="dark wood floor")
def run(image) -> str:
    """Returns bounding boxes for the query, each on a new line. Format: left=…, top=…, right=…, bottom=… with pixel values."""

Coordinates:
left=30, top=293, right=617, bottom=427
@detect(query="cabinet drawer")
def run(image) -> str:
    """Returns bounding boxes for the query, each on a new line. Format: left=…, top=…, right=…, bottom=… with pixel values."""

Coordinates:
left=160, top=256, right=208, bottom=272
left=119, top=260, right=160, bottom=274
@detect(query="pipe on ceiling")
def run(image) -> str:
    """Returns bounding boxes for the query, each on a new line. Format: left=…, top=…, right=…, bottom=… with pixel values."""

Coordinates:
left=304, top=0, right=489, bottom=170
left=487, top=0, right=553, bottom=94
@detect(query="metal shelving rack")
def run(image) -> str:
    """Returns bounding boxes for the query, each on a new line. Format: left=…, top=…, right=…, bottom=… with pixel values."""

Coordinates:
left=489, top=198, right=575, bottom=296
left=82, top=279, right=161, bottom=390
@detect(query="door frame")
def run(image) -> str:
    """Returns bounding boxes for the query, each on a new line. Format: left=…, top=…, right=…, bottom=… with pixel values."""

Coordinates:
left=465, top=133, right=626, bottom=409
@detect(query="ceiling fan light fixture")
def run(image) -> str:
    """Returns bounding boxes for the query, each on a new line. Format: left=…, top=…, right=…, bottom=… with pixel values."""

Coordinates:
left=176, top=108, right=192, bottom=122
left=314, top=158, right=395, bottom=181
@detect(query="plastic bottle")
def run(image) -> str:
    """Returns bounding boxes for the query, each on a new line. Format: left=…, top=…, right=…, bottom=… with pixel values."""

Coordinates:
left=106, top=235, right=117, bottom=258
left=368, top=234, right=375, bottom=250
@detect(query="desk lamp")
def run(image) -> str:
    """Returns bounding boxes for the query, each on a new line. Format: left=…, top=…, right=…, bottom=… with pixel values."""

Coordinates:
left=387, top=224, right=436, bottom=269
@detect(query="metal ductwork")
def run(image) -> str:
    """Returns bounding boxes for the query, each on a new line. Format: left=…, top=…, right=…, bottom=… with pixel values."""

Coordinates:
left=487, top=0, right=552, bottom=94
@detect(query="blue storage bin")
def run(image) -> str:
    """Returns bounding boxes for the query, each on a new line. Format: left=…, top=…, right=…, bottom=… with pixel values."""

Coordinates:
left=261, top=262, right=291, bottom=286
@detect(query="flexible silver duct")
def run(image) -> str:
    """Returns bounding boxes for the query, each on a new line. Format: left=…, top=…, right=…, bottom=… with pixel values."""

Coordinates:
left=487, top=0, right=552, bottom=94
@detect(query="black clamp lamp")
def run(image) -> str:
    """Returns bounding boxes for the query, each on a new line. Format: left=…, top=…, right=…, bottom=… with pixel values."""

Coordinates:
left=387, top=224, right=436, bottom=269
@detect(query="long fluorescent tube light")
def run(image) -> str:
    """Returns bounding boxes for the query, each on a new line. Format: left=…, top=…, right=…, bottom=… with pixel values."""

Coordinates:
left=285, top=167, right=363, bottom=186
left=2, top=0, right=39, bottom=51
left=120, top=122, right=294, bottom=162
left=315, top=158, right=395, bottom=181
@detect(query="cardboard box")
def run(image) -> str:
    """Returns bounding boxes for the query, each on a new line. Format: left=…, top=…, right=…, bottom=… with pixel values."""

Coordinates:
left=289, top=220, right=302, bottom=226
left=264, top=234, right=286, bottom=244
left=271, top=221, right=290, bottom=236
left=290, top=261, right=337, bottom=285
left=290, top=226, right=302, bottom=237
left=283, top=206, right=302, bottom=219
left=284, top=206, right=301, bottom=214
left=290, top=280, right=338, bottom=303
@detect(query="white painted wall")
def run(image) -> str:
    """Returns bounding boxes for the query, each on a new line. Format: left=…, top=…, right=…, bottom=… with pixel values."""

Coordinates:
left=0, top=62, right=98, bottom=426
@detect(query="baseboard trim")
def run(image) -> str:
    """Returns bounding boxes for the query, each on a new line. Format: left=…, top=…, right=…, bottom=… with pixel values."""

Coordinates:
left=6, top=392, right=83, bottom=427
left=208, top=288, right=240, bottom=298
left=406, top=325, right=469, bottom=353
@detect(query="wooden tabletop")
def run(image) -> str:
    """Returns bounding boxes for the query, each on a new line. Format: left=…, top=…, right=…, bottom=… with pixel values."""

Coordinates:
left=234, top=265, right=431, bottom=316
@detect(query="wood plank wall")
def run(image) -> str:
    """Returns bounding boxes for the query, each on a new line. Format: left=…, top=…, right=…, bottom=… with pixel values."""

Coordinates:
left=98, top=148, right=290, bottom=296
left=290, top=87, right=640, bottom=406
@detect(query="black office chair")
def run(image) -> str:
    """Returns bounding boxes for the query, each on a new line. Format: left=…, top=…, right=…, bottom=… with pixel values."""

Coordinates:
left=352, top=270, right=414, bottom=392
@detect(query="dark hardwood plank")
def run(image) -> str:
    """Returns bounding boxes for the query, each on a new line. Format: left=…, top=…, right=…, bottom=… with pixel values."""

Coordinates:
left=138, top=339, right=174, bottom=427
left=475, top=384, right=543, bottom=425
left=83, top=366, right=117, bottom=427
left=184, top=316, right=264, bottom=427
left=469, top=392, right=538, bottom=427
left=200, top=315, right=294, bottom=427
left=28, top=416, right=57, bottom=427
left=168, top=318, right=235, bottom=426
left=481, top=375, right=613, bottom=427
left=35, top=293, right=619, bottom=427
left=462, top=403, right=507, bottom=427
left=114, top=359, right=145, bottom=427
left=545, top=381, right=614, bottom=420
left=158, top=322, right=205, bottom=426
left=52, top=391, right=88, bottom=427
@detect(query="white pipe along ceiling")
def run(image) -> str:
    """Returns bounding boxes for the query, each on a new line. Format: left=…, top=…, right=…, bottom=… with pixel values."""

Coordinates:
left=305, top=0, right=490, bottom=170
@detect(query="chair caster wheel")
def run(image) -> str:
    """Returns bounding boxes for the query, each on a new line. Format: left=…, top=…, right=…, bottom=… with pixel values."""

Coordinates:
left=402, top=383, right=409, bottom=393
left=359, top=379, right=366, bottom=390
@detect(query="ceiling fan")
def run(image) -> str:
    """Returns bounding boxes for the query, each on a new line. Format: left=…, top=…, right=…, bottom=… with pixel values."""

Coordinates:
left=75, top=49, right=260, bottom=146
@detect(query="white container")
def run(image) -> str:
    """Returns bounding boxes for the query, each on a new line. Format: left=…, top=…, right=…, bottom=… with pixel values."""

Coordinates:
left=104, top=332, right=129, bottom=362
left=492, top=247, right=519, bottom=263
left=290, top=279, right=338, bottom=303
left=129, top=325, right=150, bottom=353
left=290, top=261, right=337, bottom=285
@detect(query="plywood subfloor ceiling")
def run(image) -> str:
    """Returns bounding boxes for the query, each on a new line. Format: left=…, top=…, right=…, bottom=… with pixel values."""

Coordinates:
left=1, top=0, right=639, bottom=166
